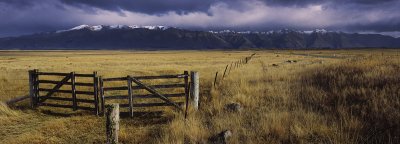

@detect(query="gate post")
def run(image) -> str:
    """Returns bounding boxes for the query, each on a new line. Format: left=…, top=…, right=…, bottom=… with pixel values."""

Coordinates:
left=127, top=75, right=133, bottom=118
left=190, top=71, right=199, bottom=110
left=71, top=72, right=77, bottom=111
left=184, top=71, right=189, bottom=118
left=34, top=69, right=40, bottom=107
left=106, top=103, right=119, bottom=144
left=29, top=70, right=35, bottom=108
left=93, top=71, right=99, bottom=116
left=99, top=76, right=105, bottom=116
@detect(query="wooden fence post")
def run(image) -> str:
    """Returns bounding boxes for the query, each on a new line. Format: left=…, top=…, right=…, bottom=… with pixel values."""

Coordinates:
left=184, top=71, right=189, bottom=118
left=213, top=72, right=218, bottom=88
left=71, top=72, right=77, bottom=111
left=190, top=71, right=199, bottom=110
left=228, top=63, right=232, bottom=74
left=29, top=70, right=35, bottom=108
left=127, top=75, right=133, bottom=118
left=34, top=69, right=39, bottom=106
left=222, top=65, right=228, bottom=79
left=106, top=103, right=119, bottom=144
left=100, top=76, right=105, bottom=116
left=93, top=71, right=99, bottom=116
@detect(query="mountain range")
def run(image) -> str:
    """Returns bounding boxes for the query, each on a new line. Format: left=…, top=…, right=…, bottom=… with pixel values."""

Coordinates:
left=0, top=25, right=399, bottom=49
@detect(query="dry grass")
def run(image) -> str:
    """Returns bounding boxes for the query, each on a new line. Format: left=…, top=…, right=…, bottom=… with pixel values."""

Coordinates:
left=296, top=55, right=400, bottom=143
left=0, top=49, right=399, bottom=143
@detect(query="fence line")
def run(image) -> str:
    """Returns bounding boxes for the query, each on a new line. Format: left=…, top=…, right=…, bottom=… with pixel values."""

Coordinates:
left=213, top=53, right=256, bottom=88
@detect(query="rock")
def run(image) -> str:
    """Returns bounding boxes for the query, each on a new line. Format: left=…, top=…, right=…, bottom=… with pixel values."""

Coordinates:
left=272, top=64, right=279, bottom=66
left=208, top=130, right=232, bottom=144
left=225, top=103, right=242, bottom=112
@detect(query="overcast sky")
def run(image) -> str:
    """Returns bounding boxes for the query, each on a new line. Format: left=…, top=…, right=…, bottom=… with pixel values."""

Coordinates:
left=1, top=0, right=400, bottom=37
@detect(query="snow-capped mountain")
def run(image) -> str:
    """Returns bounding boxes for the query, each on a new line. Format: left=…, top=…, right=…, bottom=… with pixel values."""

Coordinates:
left=209, top=29, right=332, bottom=34
left=0, top=26, right=399, bottom=49
left=61, top=25, right=333, bottom=35
left=56, top=25, right=170, bottom=33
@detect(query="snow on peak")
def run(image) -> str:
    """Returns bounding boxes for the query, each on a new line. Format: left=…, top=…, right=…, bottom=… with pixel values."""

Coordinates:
left=303, top=29, right=329, bottom=34
left=91, top=25, right=103, bottom=31
left=56, top=25, right=170, bottom=33
left=70, top=25, right=90, bottom=30
left=142, top=26, right=168, bottom=30
left=314, top=29, right=328, bottom=33
left=303, top=30, right=313, bottom=34
left=209, top=29, right=335, bottom=35
left=128, top=25, right=140, bottom=29
left=110, top=25, right=129, bottom=29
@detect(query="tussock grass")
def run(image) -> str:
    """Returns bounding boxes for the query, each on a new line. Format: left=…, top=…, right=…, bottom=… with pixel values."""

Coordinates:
left=0, top=49, right=399, bottom=143
left=155, top=51, right=399, bottom=144
left=296, top=56, right=400, bottom=143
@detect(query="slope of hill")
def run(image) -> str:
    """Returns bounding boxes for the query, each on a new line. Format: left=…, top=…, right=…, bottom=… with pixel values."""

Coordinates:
left=0, top=25, right=399, bottom=49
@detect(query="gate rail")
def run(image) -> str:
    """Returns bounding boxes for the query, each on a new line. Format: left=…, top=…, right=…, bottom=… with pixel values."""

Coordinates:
left=28, top=69, right=199, bottom=117
left=29, top=69, right=100, bottom=115
left=100, top=71, right=191, bottom=117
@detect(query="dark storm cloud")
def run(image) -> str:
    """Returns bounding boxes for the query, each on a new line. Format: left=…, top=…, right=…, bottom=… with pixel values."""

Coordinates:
left=0, top=0, right=399, bottom=37
left=0, top=0, right=34, bottom=8
left=59, top=0, right=399, bottom=14
left=60, top=0, right=216, bottom=14
left=0, top=0, right=80, bottom=37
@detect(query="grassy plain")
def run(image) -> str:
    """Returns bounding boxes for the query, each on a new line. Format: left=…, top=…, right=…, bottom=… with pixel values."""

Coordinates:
left=0, top=49, right=399, bottom=143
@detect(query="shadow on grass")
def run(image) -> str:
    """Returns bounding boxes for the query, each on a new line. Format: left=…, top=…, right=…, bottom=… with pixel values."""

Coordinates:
left=295, top=58, right=400, bottom=143
left=120, top=111, right=173, bottom=125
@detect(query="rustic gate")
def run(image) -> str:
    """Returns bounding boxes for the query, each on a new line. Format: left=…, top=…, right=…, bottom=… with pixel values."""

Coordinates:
left=100, top=71, right=191, bottom=117
left=29, top=69, right=100, bottom=115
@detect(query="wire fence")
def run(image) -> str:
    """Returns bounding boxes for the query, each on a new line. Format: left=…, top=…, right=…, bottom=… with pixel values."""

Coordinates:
left=212, top=53, right=257, bottom=88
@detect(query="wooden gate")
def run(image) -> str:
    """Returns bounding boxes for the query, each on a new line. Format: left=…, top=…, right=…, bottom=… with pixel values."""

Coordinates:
left=100, top=71, right=190, bottom=117
left=27, top=69, right=198, bottom=117
left=29, top=69, right=100, bottom=115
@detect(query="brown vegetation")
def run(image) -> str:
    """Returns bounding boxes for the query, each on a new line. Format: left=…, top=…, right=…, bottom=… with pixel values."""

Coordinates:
left=0, top=50, right=399, bottom=143
left=297, top=56, right=400, bottom=143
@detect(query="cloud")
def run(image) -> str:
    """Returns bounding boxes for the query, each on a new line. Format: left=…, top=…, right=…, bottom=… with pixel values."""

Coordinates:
left=59, top=0, right=216, bottom=14
left=58, top=0, right=399, bottom=14
left=72, top=0, right=400, bottom=30
left=0, top=0, right=85, bottom=36
left=0, top=0, right=399, bottom=37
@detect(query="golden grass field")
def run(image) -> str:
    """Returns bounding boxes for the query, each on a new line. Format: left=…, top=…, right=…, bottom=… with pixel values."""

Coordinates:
left=0, top=49, right=399, bottom=143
